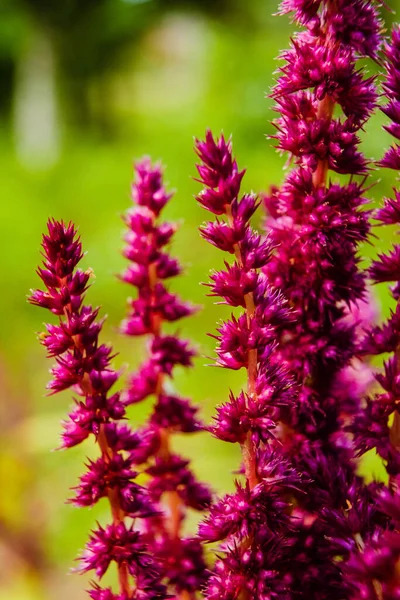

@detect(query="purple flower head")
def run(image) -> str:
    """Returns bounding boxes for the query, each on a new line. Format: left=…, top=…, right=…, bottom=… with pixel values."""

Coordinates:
left=211, top=359, right=293, bottom=446
left=279, top=0, right=383, bottom=60
left=273, top=92, right=371, bottom=172
left=149, top=393, right=202, bottom=433
left=375, top=190, right=400, bottom=225
left=273, top=37, right=377, bottom=123
left=40, top=218, right=83, bottom=277
left=30, top=220, right=168, bottom=598
left=60, top=393, right=126, bottom=448
left=195, top=129, right=299, bottom=596
left=119, top=158, right=211, bottom=596
left=345, top=533, right=400, bottom=600
left=360, top=304, right=400, bottom=356
left=131, top=158, right=172, bottom=216
left=327, top=0, right=383, bottom=59
left=195, top=131, right=245, bottom=214
left=219, top=390, right=279, bottom=444
left=204, top=548, right=291, bottom=600
left=199, top=481, right=289, bottom=543
left=208, top=263, right=259, bottom=307
left=128, top=425, right=161, bottom=465
left=278, top=0, right=322, bottom=25
left=377, top=484, right=400, bottom=523
left=153, top=537, right=208, bottom=594
left=80, top=522, right=158, bottom=579
left=71, top=454, right=157, bottom=517
left=122, top=360, right=160, bottom=405
left=150, top=334, right=195, bottom=375
left=146, top=454, right=212, bottom=511
left=256, top=445, right=303, bottom=491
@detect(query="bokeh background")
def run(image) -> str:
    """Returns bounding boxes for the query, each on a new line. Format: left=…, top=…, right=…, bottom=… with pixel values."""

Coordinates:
left=1, top=0, right=400, bottom=597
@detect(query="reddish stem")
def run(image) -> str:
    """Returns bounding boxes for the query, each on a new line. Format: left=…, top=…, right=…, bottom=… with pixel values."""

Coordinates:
left=312, top=95, right=335, bottom=190
left=146, top=213, right=185, bottom=563
left=226, top=206, right=259, bottom=490
left=65, top=309, right=131, bottom=596
left=241, top=434, right=259, bottom=491
left=158, top=428, right=182, bottom=539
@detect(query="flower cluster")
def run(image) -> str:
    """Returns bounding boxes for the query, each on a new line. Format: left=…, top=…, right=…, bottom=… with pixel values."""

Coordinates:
left=259, top=0, right=383, bottom=591
left=28, top=2, right=400, bottom=599
left=255, top=0, right=386, bottom=596
left=194, top=130, right=299, bottom=598
left=119, top=158, right=211, bottom=598
left=348, top=25, right=400, bottom=598
left=29, top=220, right=168, bottom=599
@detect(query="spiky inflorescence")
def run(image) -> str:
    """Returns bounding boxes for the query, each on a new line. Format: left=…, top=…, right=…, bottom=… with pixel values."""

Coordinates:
left=119, top=159, right=212, bottom=598
left=28, top=3, right=400, bottom=599
left=348, top=25, right=400, bottom=599
left=194, top=130, right=303, bottom=599
left=259, top=0, right=388, bottom=597
left=29, top=220, right=168, bottom=599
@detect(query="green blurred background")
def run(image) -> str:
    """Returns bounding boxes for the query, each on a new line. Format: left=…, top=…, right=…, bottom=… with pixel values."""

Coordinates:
left=1, top=0, right=399, bottom=597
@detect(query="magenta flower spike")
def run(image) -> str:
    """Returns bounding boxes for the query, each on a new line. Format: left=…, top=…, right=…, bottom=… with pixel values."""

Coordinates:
left=194, top=131, right=299, bottom=599
left=260, top=0, right=387, bottom=597
left=29, top=2, right=400, bottom=598
left=119, top=158, right=212, bottom=599
left=29, top=220, right=168, bottom=599
left=347, top=24, right=400, bottom=598
left=193, top=1, right=393, bottom=598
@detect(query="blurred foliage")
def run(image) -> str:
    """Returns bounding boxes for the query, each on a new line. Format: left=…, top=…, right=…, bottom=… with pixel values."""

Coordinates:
left=1, top=0, right=400, bottom=598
